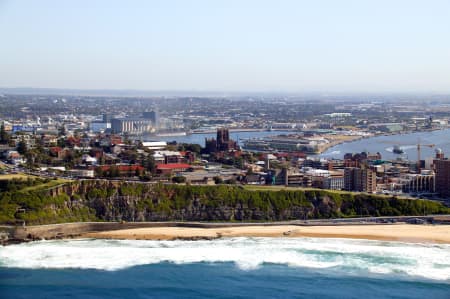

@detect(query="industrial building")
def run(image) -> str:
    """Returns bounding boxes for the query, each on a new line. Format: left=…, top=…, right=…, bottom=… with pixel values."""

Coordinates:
left=109, top=111, right=158, bottom=134
left=243, top=136, right=328, bottom=154
left=142, top=111, right=159, bottom=127
left=111, top=118, right=154, bottom=134
left=401, top=172, right=435, bottom=194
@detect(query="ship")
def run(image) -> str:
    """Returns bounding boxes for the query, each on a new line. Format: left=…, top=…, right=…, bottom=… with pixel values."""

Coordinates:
left=393, top=145, right=404, bottom=154
left=155, top=132, right=187, bottom=137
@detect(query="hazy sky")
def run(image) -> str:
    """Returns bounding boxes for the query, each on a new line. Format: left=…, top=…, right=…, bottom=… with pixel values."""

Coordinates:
left=1, top=0, right=450, bottom=93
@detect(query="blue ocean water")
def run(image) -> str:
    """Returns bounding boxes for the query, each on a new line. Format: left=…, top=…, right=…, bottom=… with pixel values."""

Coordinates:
left=1, top=238, right=449, bottom=299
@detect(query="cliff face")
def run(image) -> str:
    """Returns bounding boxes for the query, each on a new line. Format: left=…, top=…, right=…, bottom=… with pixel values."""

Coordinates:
left=2, top=180, right=449, bottom=225
left=52, top=181, right=447, bottom=223
left=58, top=181, right=316, bottom=222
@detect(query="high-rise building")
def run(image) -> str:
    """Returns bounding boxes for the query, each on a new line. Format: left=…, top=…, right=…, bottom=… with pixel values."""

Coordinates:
left=102, top=113, right=112, bottom=123
left=434, top=157, right=450, bottom=198
left=142, top=111, right=159, bottom=127
left=344, top=167, right=377, bottom=193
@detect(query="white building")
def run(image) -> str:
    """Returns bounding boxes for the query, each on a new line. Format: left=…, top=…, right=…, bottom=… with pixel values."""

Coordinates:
left=142, top=141, right=167, bottom=150
left=323, top=177, right=344, bottom=190
left=68, top=169, right=95, bottom=178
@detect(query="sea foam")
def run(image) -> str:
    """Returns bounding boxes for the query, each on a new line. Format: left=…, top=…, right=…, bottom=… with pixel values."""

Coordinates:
left=0, top=237, right=449, bottom=281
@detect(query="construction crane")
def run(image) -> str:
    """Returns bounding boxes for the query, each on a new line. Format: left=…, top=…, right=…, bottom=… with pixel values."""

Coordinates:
left=416, top=142, right=435, bottom=171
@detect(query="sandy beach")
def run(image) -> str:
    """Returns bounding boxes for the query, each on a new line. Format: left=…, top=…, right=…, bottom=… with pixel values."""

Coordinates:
left=82, top=224, right=450, bottom=244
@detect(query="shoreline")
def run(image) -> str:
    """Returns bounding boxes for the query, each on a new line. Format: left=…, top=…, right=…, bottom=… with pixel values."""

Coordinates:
left=2, top=218, right=450, bottom=245
left=82, top=224, right=450, bottom=244
left=318, top=126, right=450, bottom=156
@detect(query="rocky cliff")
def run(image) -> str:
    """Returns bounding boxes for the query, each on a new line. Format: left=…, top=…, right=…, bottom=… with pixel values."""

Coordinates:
left=1, top=179, right=449, bottom=225
left=45, top=180, right=450, bottom=222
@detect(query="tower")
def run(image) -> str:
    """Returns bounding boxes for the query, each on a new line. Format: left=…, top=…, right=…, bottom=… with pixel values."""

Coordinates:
left=217, top=128, right=229, bottom=144
left=142, top=111, right=159, bottom=127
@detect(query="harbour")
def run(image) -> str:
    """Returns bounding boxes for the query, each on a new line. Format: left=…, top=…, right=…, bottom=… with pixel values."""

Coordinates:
left=145, top=127, right=450, bottom=163
left=320, top=128, right=450, bottom=161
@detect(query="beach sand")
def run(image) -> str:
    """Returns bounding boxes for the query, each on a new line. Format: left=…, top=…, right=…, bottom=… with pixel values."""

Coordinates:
left=82, top=224, right=450, bottom=244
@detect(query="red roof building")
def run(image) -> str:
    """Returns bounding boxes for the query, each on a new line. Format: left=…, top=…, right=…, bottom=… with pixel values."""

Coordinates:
left=97, top=165, right=144, bottom=172
left=156, top=163, right=192, bottom=175
left=94, top=164, right=144, bottom=177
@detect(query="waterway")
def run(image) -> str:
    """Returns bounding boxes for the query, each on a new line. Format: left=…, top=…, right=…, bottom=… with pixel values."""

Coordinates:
left=320, top=128, right=450, bottom=161
left=145, top=128, right=450, bottom=162
left=145, top=130, right=294, bottom=147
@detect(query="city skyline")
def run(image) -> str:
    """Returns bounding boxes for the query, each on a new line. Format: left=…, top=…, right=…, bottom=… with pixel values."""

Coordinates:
left=1, top=0, right=450, bottom=93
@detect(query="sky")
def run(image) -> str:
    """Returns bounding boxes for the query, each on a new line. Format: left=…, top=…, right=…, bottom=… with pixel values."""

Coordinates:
left=0, top=0, right=450, bottom=93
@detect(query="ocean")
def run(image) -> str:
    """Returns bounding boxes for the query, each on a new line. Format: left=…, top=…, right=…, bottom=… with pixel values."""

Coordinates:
left=1, top=237, right=449, bottom=298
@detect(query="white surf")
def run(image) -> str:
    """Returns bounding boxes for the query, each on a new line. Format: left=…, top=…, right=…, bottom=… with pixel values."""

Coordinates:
left=0, top=237, right=449, bottom=281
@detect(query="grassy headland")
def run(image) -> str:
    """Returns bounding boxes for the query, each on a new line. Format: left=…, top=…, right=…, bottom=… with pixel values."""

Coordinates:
left=0, top=178, right=448, bottom=225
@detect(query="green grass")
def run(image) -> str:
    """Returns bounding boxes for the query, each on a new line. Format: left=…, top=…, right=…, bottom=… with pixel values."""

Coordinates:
left=0, top=173, right=34, bottom=180
left=241, top=185, right=393, bottom=197
left=242, top=185, right=348, bottom=193
left=18, top=178, right=70, bottom=192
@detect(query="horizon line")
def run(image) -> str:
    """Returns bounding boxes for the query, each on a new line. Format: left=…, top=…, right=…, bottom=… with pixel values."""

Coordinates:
left=1, top=86, right=449, bottom=97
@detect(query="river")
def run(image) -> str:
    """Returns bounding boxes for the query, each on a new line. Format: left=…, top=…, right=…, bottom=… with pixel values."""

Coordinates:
left=320, top=128, right=450, bottom=161
left=146, top=128, right=450, bottom=162
left=145, top=130, right=294, bottom=147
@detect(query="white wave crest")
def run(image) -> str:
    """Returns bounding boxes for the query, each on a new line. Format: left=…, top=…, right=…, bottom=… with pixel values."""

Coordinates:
left=1, top=237, right=449, bottom=281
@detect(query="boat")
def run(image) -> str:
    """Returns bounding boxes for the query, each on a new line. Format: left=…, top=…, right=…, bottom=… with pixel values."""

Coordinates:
left=393, top=145, right=404, bottom=154
left=155, top=132, right=187, bottom=137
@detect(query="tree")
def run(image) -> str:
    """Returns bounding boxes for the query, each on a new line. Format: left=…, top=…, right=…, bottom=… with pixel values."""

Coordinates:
left=57, top=138, right=66, bottom=148
left=64, top=151, right=75, bottom=168
left=135, top=167, right=142, bottom=177
left=121, top=150, right=138, bottom=164
left=144, top=155, right=156, bottom=174
left=213, top=176, right=223, bottom=184
left=95, top=167, right=104, bottom=177
left=17, top=138, right=28, bottom=155
left=172, top=176, right=186, bottom=184
left=25, top=151, right=36, bottom=169
left=179, top=143, right=202, bottom=155
left=123, top=133, right=131, bottom=145
left=233, top=157, right=245, bottom=169
left=58, top=124, right=66, bottom=137
left=225, top=177, right=237, bottom=184
left=0, top=123, right=10, bottom=144
left=109, top=165, right=120, bottom=177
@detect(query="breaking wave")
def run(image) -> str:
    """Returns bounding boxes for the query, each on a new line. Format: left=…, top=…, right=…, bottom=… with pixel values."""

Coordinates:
left=1, top=237, right=449, bottom=281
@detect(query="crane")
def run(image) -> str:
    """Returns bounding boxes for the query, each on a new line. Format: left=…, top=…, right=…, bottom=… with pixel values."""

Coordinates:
left=416, top=142, right=434, bottom=172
